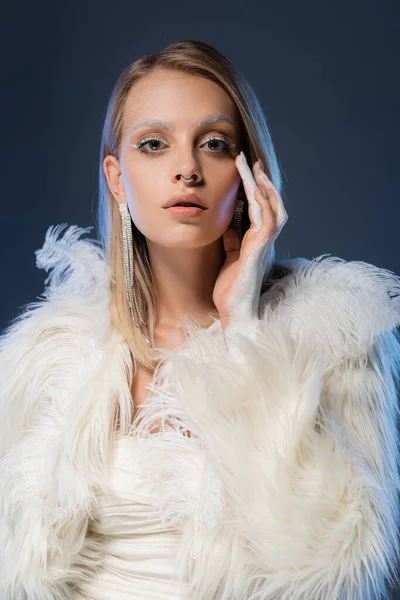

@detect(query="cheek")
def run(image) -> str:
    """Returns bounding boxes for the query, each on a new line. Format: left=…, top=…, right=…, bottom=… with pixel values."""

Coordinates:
left=121, top=162, right=140, bottom=200
left=123, top=172, right=167, bottom=234
left=121, top=163, right=155, bottom=208
left=217, top=179, right=242, bottom=217
left=205, top=180, right=242, bottom=236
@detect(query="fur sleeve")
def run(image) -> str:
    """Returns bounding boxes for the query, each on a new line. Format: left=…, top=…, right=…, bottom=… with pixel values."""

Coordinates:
left=0, top=224, right=110, bottom=455
left=132, top=255, right=400, bottom=600
left=219, top=255, right=400, bottom=599
left=0, top=225, right=111, bottom=600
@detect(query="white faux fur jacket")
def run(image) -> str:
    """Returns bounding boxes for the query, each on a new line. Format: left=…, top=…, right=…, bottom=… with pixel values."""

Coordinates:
left=1, top=224, right=400, bottom=600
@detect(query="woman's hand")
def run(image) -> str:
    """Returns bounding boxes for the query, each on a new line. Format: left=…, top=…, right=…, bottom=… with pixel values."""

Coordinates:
left=213, top=151, right=288, bottom=330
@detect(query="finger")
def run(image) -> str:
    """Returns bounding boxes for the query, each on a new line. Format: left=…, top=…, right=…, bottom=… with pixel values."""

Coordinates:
left=235, top=152, right=263, bottom=230
left=254, top=169, right=288, bottom=228
left=254, top=187, right=277, bottom=236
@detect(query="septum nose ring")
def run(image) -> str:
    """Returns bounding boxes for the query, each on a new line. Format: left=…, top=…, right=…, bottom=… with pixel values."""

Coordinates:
left=181, top=175, right=195, bottom=183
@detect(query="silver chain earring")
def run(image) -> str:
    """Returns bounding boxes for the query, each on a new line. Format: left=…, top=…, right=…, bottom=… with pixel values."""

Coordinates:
left=118, top=202, right=151, bottom=346
left=232, top=191, right=245, bottom=240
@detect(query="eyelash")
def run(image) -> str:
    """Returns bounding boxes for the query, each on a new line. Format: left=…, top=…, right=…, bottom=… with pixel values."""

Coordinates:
left=132, top=135, right=235, bottom=155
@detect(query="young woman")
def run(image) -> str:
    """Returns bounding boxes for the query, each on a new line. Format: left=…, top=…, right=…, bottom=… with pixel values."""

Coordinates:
left=1, top=39, right=399, bottom=600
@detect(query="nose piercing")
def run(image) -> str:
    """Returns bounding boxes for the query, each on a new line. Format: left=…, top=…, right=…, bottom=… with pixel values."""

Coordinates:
left=181, top=175, right=195, bottom=183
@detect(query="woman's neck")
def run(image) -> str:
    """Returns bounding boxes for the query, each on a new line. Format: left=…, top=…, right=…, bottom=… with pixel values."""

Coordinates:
left=147, top=236, right=225, bottom=330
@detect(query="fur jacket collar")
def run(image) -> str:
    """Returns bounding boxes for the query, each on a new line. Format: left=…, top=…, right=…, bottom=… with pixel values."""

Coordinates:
left=1, top=224, right=400, bottom=600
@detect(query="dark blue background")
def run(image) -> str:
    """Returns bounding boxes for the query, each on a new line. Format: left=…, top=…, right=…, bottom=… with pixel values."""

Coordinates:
left=1, top=0, right=399, bottom=596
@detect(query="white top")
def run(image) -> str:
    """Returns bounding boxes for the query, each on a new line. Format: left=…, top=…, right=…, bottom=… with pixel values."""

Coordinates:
left=71, top=318, right=223, bottom=600
left=71, top=435, right=190, bottom=600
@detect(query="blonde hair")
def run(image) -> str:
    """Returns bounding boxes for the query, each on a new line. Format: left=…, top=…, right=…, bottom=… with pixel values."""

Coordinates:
left=97, top=39, right=283, bottom=372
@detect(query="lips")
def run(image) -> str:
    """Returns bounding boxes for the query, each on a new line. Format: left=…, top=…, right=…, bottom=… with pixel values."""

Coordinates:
left=164, top=193, right=207, bottom=209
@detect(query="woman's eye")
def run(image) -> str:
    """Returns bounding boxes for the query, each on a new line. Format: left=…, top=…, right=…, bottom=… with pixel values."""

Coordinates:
left=133, top=135, right=234, bottom=155
left=203, top=137, right=234, bottom=153
left=133, top=136, right=166, bottom=153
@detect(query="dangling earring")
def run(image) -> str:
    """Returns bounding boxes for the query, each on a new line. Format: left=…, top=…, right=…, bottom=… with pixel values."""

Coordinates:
left=118, top=201, right=151, bottom=346
left=231, top=190, right=245, bottom=240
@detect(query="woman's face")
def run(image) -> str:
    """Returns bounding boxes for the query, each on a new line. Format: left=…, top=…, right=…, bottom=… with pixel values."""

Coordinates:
left=104, top=68, right=243, bottom=248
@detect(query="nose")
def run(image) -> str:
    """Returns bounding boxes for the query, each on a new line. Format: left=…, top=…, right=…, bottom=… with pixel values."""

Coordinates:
left=171, top=146, right=202, bottom=184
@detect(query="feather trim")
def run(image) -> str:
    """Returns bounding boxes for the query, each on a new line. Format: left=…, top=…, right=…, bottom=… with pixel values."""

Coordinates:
left=0, top=225, right=131, bottom=599
left=2, top=225, right=400, bottom=599
left=259, top=254, right=400, bottom=364
left=130, top=255, right=400, bottom=599
left=0, top=224, right=111, bottom=455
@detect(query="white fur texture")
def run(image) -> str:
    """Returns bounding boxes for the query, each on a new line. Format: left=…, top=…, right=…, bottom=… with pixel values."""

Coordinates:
left=0, top=224, right=399, bottom=600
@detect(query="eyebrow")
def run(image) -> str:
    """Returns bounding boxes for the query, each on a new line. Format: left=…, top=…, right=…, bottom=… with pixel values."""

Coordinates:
left=126, top=114, right=236, bottom=135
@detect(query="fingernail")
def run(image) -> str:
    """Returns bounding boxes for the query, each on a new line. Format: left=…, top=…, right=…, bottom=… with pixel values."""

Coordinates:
left=258, top=158, right=264, bottom=171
